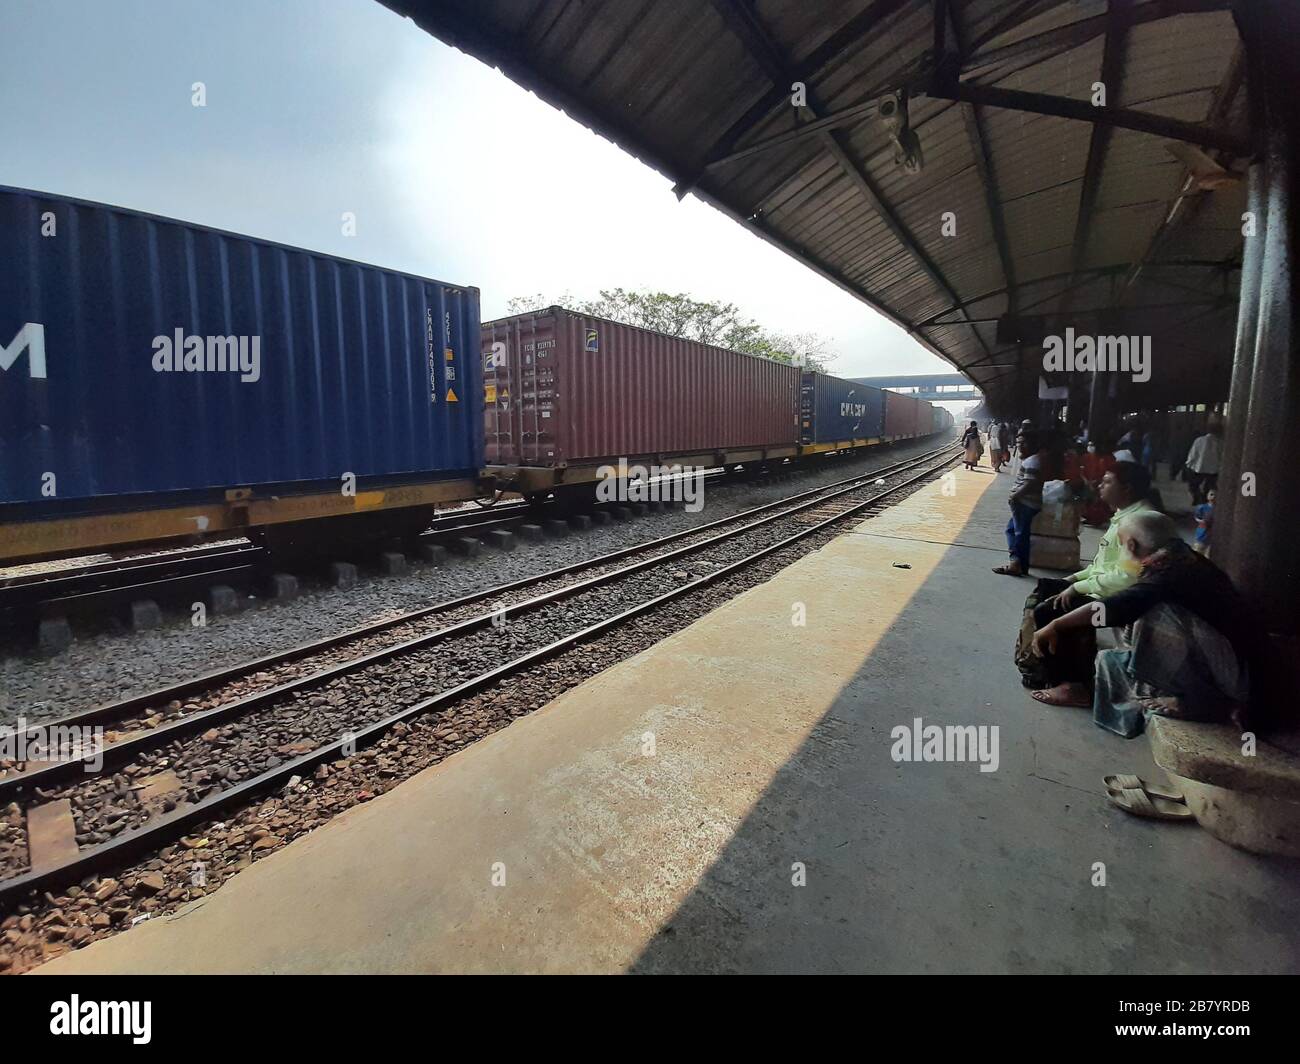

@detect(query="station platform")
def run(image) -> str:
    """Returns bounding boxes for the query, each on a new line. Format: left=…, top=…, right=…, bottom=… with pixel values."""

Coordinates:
left=39, top=459, right=1300, bottom=974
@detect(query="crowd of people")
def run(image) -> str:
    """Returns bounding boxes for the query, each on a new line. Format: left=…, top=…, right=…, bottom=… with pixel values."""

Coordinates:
left=958, top=413, right=1265, bottom=818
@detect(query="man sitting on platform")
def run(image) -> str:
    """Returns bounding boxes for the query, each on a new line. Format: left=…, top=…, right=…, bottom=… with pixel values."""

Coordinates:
left=1015, top=462, right=1157, bottom=707
left=1031, top=510, right=1259, bottom=738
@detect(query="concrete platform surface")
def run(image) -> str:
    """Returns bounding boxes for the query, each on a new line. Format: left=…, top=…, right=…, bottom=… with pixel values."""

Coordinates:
left=40, top=459, right=1300, bottom=974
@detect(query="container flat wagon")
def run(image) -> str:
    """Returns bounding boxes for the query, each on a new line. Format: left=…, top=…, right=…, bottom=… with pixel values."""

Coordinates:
left=482, top=307, right=800, bottom=498
left=0, top=186, right=484, bottom=564
left=798, top=371, right=885, bottom=451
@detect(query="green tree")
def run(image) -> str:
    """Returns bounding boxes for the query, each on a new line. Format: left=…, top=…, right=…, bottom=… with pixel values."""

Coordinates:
left=505, top=288, right=834, bottom=371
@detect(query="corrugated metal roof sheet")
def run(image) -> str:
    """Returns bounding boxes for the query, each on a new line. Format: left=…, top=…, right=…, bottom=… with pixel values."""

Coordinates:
left=381, top=0, right=1252, bottom=410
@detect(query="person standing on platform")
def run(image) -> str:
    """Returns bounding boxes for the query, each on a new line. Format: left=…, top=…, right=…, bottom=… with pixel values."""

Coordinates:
left=992, top=430, right=1043, bottom=577
left=988, top=420, right=1006, bottom=472
left=1185, top=423, right=1223, bottom=505
left=962, top=421, right=983, bottom=470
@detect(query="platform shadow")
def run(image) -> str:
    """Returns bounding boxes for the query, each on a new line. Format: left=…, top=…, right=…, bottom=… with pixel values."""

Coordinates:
left=628, top=489, right=1300, bottom=975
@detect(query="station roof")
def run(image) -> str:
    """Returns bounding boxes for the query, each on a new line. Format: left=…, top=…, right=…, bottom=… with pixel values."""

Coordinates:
left=381, top=0, right=1252, bottom=413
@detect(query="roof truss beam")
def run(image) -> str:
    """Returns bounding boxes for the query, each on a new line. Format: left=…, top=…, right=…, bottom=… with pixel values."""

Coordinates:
left=699, top=0, right=1241, bottom=178
left=672, top=0, right=915, bottom=197
left=947, top=3, right=1018, bottom=320
left=707, top=0, right=994, bottom=366
left=1054, top=0, right=1131, bottom=325
left=927, top=298, right=1233, bottom=326
left=927, top=80, right=1250, bottom=157
left=1117, top=43, right=1246, bottom=300
left=967, top=0, right=1064, bottom=54
left=963, top=0, right=1232, bottom=76
left=916, top=258, right=1241, bottom=324
left=706, top=55, right=1249, bottom=174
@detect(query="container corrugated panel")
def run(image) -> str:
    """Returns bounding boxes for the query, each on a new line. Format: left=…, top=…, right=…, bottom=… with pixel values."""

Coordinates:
left=0, top=186, right=483, bottom=508
left=482, top=308, right=799, bottom=467
left=799, top=371, right=884, bottom=444
left=883, top=389, right=919, bottom=437
left=918, top=398, right=936, bottom=435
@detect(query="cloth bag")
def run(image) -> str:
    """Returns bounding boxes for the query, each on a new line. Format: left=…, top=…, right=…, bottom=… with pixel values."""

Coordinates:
left=1013, top=580, right=1055, bottom=689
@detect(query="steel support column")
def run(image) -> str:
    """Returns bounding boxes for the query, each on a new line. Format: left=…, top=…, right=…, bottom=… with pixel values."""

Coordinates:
left=1215, top=0, right=1300, bottom=640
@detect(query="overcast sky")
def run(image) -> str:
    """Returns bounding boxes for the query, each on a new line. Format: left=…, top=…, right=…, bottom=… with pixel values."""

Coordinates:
left=2, top=0, right=955, bottom=379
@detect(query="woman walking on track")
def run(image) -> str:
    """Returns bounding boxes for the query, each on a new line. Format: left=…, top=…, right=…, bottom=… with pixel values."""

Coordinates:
left=962, top=421, right=983, bottom=470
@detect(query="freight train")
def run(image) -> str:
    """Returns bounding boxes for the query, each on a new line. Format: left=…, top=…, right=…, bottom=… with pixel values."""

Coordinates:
left=0, top=187, right=952, bottom=565
left=482, top=306, right=951, bottom=501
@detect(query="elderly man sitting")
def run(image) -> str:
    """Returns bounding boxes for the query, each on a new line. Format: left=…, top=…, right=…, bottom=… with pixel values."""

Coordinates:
left=1031, top=511, right=1260, bottom=738
left=1019, top=461, right=1157, bottom=706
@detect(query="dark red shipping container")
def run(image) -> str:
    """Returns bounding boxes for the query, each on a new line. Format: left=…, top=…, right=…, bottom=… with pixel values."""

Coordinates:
left=884, top=389, right=918, bottom=437
left=481, top=308, right=800, bottom=468
left=885, top=390, right=939, bottom=437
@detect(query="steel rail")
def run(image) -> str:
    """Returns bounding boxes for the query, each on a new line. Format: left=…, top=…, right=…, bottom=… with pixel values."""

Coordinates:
left=0, top=466, right=735, bottom=618
left=0, top=545, right=264, bottom=610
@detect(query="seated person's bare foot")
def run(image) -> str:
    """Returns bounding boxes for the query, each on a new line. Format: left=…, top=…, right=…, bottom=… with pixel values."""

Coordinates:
left=1030, top=683, right=1092, bottom=708
left=991, top=562, right=1023, bottom=576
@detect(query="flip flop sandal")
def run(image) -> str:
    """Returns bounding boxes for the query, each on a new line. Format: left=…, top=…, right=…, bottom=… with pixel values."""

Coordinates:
left=991, top=565, right=1023, bottom=576
left=1103, top=774, right=1185, bottom=803
left=1106, top=785, right=1193, bottom=821
left=1030, top=687, right=1091, bottom=708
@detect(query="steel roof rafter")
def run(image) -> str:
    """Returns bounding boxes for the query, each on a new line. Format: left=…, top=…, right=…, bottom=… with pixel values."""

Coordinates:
left=700, top=1, right=1240, bottom=186
left=914, top=257, right=1241, bottom=326
left=932, top=81, right=1249, bottom=156
left=1116, top=44, right=1246, bottom=302
left=1055, top=0, right=1131, bottom=333
left=962, top=0, right=1232, bottom=76
left=707, top=0, right=994, bottom=368
left=707, top=63, right=1249, bottom=175
left=945, top=1, right=1023, bottom=382
left=673, top=0, right=917, bottom=198
left=967, top=0, right=1064, bottom=55
left=924, top=298, right=1231, bottom=326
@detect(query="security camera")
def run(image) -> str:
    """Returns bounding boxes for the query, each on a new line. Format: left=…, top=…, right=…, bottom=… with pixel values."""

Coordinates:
left=878, top=90, right=906, bottom=136
left=878, top=89, right=923, bottom=174
left=894, top=127, right=924, bottom=175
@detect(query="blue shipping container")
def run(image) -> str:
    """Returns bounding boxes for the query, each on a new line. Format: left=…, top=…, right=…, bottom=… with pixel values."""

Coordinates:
left=800, top=371, right=884, bottom=444
left=0, top=186, right=482, bottom=509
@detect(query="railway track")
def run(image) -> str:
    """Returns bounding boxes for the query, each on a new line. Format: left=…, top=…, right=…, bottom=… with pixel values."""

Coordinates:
left=0, top=542, right=265, bottom=612
left=0, top=508, right=522, bottom=624
left=0, top=468, right=737, bottom=631
left=0, top=443, right=957, bottom=911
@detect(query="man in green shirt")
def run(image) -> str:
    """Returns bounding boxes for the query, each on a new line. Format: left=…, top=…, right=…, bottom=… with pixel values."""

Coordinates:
left=1051, top=464, right=1157, bottom=607
left=1029, top=462, right=1157, bottom=706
